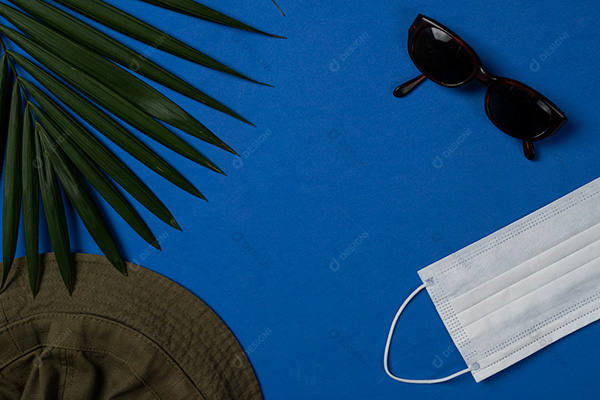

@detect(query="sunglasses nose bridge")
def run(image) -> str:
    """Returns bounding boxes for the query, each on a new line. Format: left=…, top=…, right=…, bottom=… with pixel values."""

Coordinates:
left=475, top=66, right=498, bottom=86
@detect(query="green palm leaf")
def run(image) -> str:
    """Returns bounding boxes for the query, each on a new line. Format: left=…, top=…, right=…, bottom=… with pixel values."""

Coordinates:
left=29, top=102, right=160, bottom=250
left=0, top=8, right=233, bottom=152
left=29, top=100, right=180, bottom=231
left=37, top=123, right=127, bottom=275
left=8, top=49, right=224, bottom=172
left=34, top=122, right=74, bottom=293
left=0, top=1, right=282, bottom=294
left=17, top=72, right=203, bottom=199
left=1, top=81, right=22, bottom=286
left=21, top=105, right=40, bottom=294
left=138, top=0, right=286, bottom=36
left=51, top=0, right=275, bottom=83
left=10, top=0, right=252, bottom=124
left=0, top=55, right=10, bottom=166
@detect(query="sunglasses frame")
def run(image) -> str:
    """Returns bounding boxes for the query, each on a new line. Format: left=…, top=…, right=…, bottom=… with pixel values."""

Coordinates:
left=400, top=14, right=567, bottom=159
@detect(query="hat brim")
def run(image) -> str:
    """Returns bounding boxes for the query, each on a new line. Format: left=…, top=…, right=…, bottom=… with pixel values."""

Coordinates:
left=0, top=253, right=263, bottom=400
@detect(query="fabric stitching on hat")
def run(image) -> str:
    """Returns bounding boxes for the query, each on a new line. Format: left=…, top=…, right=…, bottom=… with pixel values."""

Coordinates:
left=0, top=347, right=162, bottom=400
left=27, top=262, right=200, bottom=356
left=145, top=272, right=259, bottom=397
left=159, top=289, right=254, bottom=397
left=31, top=287, right=203, bottom=368
left=14, top=286, right=230, bottom=399
left=9, top=345, right=163, bottom=400
left=65, top=348, right=76, bottom=400
left=0, top=314, right=202, bottom=400
left=59, top=260, right=247, bottom=399
left=119, top=259, right=261, bottom=400
left=0, top=297, right=19, bottom=355
left=60, top=349, right=69, bottom=400
left=136, top=286, right=234, bottom=399
left=38, top=261, right=197, bottom=342
left=3, top=254, right=260, bottom=400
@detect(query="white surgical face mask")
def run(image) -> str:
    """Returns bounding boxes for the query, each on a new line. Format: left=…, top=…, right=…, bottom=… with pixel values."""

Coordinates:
left=384, top=177, right=600, bottom=383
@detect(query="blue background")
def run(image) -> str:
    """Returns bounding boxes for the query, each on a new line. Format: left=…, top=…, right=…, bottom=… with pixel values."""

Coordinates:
left=2, top=0, right=600, bottom=398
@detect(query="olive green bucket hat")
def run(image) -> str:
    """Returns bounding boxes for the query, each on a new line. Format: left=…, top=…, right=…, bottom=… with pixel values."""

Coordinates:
left=0, top=253, right=263, bottom=400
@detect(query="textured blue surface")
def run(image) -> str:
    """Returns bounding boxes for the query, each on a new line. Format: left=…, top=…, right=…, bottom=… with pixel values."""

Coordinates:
left=2, top=0, right=600, bottom=398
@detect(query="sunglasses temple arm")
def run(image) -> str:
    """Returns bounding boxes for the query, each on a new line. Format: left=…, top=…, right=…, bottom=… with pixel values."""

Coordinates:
left=393, top=74, right=427, bottom=97
left=523, top=140, right=536, bottom=160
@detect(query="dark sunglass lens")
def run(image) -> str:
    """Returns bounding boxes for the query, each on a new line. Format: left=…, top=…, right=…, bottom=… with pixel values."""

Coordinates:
left=486, top=83, right=552, bottom=139
left=413, top=27, right=476, bottom=85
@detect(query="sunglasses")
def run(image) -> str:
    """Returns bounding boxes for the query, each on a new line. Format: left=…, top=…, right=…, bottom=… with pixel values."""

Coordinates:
left=395, top=15, right=567, bottom=160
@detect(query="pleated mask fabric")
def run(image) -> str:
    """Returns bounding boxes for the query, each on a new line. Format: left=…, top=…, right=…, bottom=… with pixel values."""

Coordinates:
left=385, top=177, right=600, bottom=383
left=0, top=253, right=263, bottom=400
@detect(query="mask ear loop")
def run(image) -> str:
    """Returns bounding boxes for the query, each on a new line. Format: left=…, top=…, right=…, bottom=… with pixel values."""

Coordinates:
left=383, top=283, right=472, bottom=384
